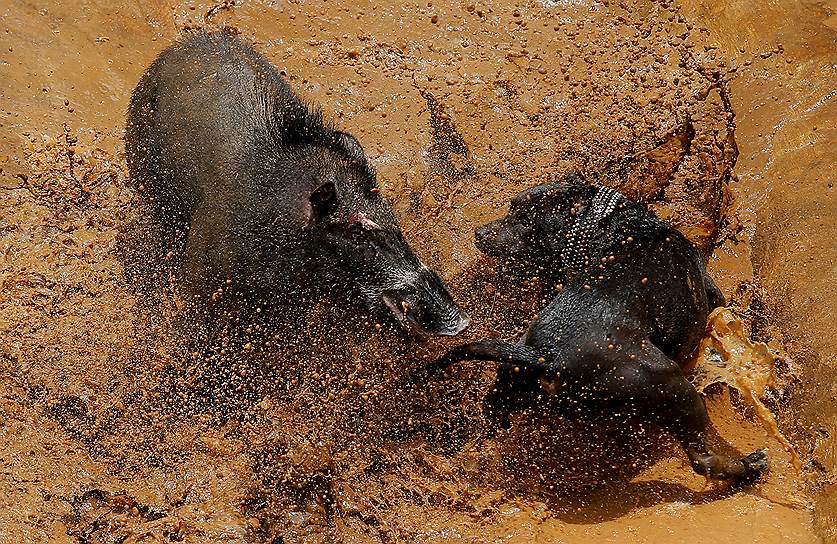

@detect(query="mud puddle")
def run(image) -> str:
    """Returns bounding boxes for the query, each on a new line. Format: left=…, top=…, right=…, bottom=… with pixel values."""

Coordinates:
left=1, top=0, right=834, bottom=542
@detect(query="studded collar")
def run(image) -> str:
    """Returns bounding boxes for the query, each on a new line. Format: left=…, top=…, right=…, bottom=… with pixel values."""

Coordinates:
left=559, top=186, right=624, bottom=275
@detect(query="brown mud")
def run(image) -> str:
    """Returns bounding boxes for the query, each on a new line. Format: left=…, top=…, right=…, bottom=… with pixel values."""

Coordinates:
left=0, top=0, right=834, bottom=542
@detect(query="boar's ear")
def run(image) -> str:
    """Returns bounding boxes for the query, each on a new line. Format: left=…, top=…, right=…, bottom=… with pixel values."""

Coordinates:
left=307, top=181, right=337, bottom=226
left=332, top=131, right=376, bottom=191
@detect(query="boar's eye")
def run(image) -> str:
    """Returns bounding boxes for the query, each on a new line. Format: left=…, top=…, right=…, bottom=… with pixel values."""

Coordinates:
left=343, top=222, right=373, bottom=245
left=332, top=212, right=385, bottom=251
left=347, top=222, right=366, bottom=239
left=349, top=212, right=382, bottom=230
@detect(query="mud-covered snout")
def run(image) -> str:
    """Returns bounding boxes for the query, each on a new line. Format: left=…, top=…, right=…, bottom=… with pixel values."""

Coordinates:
left=381, top=268, right=470, bottom=338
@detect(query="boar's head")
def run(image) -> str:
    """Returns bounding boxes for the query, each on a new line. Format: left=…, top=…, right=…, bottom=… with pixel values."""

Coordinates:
left=294, top=131, right=470, bottom=338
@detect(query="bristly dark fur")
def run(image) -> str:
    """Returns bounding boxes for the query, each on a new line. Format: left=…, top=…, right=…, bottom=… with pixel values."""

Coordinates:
left=123, top=29, right=468, bottom=341
left=263, top=96, right=375, bottom=184
left=172, top=30, right=375, bottom=187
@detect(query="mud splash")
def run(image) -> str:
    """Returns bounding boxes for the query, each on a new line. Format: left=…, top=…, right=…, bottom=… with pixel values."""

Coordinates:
left=689, top=307, right=802, bottom=472
left=1, top=0, right=834, bottom=543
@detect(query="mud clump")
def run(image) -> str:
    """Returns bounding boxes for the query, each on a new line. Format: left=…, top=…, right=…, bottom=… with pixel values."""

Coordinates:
left=65, top=490, right=169, bottom=543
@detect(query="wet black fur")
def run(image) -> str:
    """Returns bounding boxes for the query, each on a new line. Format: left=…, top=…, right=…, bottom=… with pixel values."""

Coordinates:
left=124, top=31, right=466, bottom=336
left=425, top=174, right=767, bottom=482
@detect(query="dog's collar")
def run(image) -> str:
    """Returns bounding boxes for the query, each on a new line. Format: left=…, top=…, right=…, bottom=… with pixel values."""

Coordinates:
left=560, top=186, right=624, bottom=275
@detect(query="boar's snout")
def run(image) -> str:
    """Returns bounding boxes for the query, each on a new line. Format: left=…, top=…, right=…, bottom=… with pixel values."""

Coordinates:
left=381, top=268, right=470, bottom=338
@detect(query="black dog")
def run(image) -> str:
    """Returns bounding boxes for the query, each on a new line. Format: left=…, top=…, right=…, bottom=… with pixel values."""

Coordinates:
left=424, top=174, right=767, bottom=482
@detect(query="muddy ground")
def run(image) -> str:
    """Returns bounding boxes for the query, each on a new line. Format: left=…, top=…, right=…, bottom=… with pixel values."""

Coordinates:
left=0, top=0, right=835, bottom=542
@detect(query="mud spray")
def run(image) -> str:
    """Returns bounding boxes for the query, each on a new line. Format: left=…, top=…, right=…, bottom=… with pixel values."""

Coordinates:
left=0, top=1, right=834, bottom=543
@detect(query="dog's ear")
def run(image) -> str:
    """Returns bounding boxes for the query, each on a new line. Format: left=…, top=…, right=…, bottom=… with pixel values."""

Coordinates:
left=562, top=172, right=587, bottom=186
left=510, top=183, right=566, bottom=210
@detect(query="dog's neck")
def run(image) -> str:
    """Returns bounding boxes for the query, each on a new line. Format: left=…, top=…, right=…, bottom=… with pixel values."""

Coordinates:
left=557, top=185, right=625, bottom=277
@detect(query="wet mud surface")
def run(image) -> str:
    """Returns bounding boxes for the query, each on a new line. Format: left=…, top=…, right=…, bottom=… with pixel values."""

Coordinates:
left=1, top=0, right=835, bottom=542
